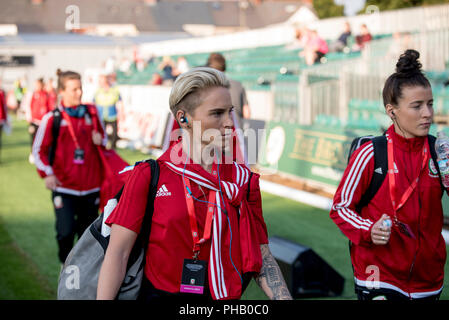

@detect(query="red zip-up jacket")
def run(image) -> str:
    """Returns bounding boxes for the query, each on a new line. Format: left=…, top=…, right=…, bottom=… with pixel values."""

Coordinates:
left=330, top=125, right=446, bottom=298
left=0, top=89, right=7, bottom=124
left=29, top=90, right=51, bottom=125
left=32, top=104, right=105, bottom=196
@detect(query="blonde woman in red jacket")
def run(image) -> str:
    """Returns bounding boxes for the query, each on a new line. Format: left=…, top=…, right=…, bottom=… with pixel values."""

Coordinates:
left=97, top=67, right=292, bottom=301
left=330, top=50, right=445, bottom=300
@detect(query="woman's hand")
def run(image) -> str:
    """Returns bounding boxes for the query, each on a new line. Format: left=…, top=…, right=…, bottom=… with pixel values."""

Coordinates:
left=371, top=214, right=392, bottom=245
left=44, top=174, right=61, bottom=190
left=92, top=131, right=103, bottom=146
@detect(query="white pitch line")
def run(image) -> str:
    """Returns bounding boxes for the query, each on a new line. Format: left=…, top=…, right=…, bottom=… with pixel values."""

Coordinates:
left=259, top=179, right=333, bottom=211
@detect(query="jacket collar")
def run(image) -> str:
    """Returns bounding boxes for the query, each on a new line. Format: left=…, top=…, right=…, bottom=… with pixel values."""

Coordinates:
left=387, top=124, right=425, bottom=152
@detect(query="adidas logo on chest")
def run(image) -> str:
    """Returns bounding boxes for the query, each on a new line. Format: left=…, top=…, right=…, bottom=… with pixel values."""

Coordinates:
left=156, top=184, right=172, bottom=197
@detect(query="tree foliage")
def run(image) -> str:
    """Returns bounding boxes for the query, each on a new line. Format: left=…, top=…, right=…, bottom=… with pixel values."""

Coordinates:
left=313, top=0, right=344, bottom=19
left=312, top=0, right=449, bottom=19
left=362, top=0, right=449, bottom=12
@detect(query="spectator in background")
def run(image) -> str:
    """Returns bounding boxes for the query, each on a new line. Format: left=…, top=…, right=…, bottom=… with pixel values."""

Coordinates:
left=158, top=56, right=177, bottom=85
left=328, top=21, right=352, bottom=53
left=27, top=78, right=51, bottom=163
left=0, top=78, right=8, bottom=163
left=286, top=26, right=311, bottom=51
left=150, top=72, right=163, bottom=85
left=45, top=77, right=58, bottom=110
left=206, top=52, right=250, bottom=129
left=12, top=79, right=25, bottom=115
left=353, top=24, right=372, bottom=51
left=300, top=29, right=329, bottom=66
left=94, top=74, right=121, bottom=149
left=174, top=56, right=190, bottom=76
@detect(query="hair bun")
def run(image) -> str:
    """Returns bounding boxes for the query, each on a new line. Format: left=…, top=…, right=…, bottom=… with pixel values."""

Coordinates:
left=396, top=49, right=422, bottom=75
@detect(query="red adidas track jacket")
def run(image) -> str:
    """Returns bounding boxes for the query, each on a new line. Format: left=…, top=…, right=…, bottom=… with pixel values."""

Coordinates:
left=32, top=104, right=105, bottom=196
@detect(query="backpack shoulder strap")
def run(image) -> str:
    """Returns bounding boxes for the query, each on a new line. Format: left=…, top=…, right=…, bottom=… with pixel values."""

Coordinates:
left=428, top=134, right=437, bottom=164
left=49, top=108, right=62, bottom=166
left=347, top=135, right=374, bottom=163
left=355, top=135, right=387, bottom=212
left=428, top=134, right=444, bottom=191
left=139, top=159, right=160, bottom=249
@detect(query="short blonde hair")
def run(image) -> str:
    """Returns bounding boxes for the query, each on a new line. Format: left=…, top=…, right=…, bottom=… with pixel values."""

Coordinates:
left=169, top=67, right=229, bottom=116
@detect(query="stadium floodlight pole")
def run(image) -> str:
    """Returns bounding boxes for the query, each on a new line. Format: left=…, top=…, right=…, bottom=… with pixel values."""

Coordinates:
left=239, top=0, right=249, bottom=29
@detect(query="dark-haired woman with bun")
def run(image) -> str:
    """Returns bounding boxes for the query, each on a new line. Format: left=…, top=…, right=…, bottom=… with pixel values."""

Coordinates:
left=330, top=49, right=446, bottom=300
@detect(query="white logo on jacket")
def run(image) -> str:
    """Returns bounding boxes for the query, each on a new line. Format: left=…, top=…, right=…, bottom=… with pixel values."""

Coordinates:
left=156, top=184, right=171, bottom=197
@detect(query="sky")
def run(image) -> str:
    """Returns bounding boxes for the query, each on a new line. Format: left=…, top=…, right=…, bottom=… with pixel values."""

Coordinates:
left=334, top=0, right=367, bottom=16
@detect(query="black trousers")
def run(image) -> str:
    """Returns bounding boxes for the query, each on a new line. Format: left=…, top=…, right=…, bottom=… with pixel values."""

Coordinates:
left=355, top=284, right=441, bottom=301
left=52, top=191, right=99, bottom=263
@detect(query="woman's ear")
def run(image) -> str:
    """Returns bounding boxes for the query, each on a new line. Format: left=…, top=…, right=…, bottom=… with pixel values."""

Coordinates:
left=386, top=104, right=396, bottom=120
left=176, top=109, right=189, bottom=128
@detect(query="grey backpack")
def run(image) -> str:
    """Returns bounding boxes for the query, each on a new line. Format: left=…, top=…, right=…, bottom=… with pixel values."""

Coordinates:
left=57, top=159, right=159, bottom=300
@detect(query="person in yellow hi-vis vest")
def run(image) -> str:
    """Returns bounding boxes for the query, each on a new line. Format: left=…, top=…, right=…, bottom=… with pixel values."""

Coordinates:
left=94, top=74, right=122, bottom=149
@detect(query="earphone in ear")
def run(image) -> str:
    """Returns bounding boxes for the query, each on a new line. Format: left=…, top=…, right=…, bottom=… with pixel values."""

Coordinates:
left=391, top=111, right=396, bottom=120
left=180, top=114, right=188, bottom=124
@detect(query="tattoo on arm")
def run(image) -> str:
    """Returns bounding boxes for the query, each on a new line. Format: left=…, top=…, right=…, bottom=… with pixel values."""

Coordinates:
left=255, top=244, right=293, bottom=300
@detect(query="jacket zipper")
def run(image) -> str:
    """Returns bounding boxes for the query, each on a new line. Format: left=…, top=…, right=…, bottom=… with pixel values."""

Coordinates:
left=407, top=253, right=417, bottom=299
left=407, top=196, right=422, bottom=299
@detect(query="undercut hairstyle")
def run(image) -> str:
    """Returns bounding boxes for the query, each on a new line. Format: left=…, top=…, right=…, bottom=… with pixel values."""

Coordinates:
left=169, top=66, right=230, bottom=117
left=382, top=49, right=431, bottom=108
left=56, top=70, right=81, bottom=92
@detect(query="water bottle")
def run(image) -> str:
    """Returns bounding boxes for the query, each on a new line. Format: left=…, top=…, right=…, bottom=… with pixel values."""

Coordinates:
left=435, top=131, right=449, bottom=188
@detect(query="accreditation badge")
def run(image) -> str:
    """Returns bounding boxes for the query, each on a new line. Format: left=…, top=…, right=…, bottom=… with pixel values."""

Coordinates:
left=73, top=148, right=85, bottom=164
left=180, top=259, right=207, bottom=295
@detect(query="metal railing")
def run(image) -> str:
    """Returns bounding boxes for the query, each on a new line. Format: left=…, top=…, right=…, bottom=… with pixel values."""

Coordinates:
left=288, top=28, right=449, bottom=126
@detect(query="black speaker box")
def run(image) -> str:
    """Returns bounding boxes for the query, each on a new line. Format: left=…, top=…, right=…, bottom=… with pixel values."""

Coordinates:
left=268, top=236, right=345, bottom=298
